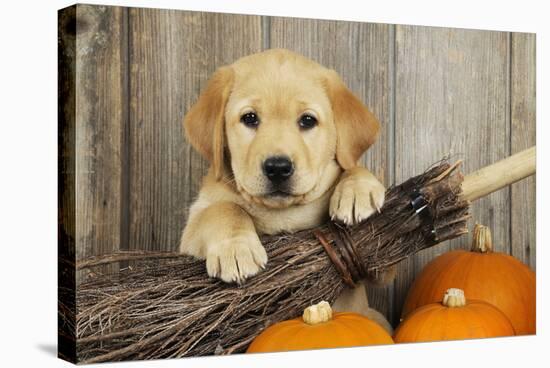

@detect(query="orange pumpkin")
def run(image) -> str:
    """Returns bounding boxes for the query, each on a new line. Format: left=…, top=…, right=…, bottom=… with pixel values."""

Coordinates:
left=247, top=301, right=394, bottom=353
left=401, top=224, right=535, bottom=334
left=394, top=288, right=515, bottom=343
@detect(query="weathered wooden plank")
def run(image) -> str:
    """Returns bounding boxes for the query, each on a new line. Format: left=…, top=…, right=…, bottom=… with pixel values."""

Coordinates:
left=393, top=26, right=510, bottom=322
left=128, top=9, right=262, bottom=251
left=74, top=5, right=127, bottom=281
left=270, top=17, right=394, bottom=323
left=511, top=33, right=536, bottom=270
left=58, top=6, right=77, bottom=362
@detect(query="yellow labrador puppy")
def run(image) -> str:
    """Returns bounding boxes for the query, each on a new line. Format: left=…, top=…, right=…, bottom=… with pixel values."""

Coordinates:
left=180, top=49, right=391, bottom=331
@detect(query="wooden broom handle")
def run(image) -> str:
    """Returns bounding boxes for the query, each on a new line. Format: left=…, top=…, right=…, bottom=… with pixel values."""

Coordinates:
left=462, top=146, right=536, bottom=201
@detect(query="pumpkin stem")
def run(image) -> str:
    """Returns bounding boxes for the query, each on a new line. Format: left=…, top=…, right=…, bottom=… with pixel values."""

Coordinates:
left=303, top=301, right=333, bottom=325
left=471, top=224, right=493, bottom=253
left=442, top=288, right=467, bottom=307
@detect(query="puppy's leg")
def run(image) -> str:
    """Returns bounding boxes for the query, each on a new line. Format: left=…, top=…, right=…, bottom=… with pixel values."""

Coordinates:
left=330, top=167, right=385, bottom=226
left=180, top=201, right=267, bottom=283
left=330, top=167, right=393, bottom=330
left=332, top=282, right=393, bottom=335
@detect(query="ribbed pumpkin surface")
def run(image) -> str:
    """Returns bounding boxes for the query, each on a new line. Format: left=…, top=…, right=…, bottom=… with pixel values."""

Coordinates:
left=401, top=249, right=536, bottom=335
left=395, top=298, right=515, bottom=342
left=247, top=312, right=394, bottom=353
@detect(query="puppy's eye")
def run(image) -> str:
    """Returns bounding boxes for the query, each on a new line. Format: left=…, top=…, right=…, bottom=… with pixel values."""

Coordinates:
left=240, top=112, right=259, bottom=128
left=298, top=114, right=318, bottom=129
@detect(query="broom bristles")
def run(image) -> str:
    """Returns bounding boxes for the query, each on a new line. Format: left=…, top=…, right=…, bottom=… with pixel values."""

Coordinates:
left=66, top=161, right=469, bottom=363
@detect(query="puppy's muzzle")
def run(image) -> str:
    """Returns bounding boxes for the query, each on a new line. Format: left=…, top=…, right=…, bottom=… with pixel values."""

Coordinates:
left=262, top=156, right=294, bottom=185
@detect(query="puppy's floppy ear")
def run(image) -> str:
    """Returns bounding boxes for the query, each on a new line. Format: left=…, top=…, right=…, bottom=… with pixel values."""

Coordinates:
left=184, top=66, right=234, bottom=179
left=324, top=70, right=380, bottom=170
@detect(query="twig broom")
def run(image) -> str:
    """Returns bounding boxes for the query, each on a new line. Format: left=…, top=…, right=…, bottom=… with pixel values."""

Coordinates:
left=63, top=147, right=535, bottom=363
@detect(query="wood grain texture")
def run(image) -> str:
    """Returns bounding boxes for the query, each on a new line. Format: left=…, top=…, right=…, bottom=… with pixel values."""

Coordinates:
left=392, top=26, right=511, bottom=323
left=128, top=9, right=262, bottom=251
left=58, top=6, right=77, bottom=362
left=269, top=17, right=395, bottom=322
left=510, top=33, right=536, bottom=270
left=62, top=5, right=537, bottom=330
left=74, top=5, right=127, bottom=281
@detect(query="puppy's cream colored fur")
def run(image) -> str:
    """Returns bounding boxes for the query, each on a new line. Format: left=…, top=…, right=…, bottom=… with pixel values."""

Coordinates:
left=180, top=49, right=391, bottom=331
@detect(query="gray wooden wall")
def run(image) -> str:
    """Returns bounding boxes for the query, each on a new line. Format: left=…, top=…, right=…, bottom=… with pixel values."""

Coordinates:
left=69, top=5, right=536, bottom=326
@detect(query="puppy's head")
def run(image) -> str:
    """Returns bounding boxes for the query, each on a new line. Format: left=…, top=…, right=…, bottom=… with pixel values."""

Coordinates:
left=184, top=49, right=380, bottom=208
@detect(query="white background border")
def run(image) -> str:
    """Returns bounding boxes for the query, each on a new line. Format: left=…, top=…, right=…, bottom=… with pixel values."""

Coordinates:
left=0, top=0, right=546, bottom=367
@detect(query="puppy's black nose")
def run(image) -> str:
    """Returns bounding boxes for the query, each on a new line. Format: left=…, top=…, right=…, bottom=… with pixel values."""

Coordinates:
left=262, top=156, right=294, bottom=184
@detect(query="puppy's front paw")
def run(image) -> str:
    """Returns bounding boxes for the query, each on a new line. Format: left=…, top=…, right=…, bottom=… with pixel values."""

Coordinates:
left=330, top=170, right=385, bottom=225
left=205, top=232, right=268, bottom=283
